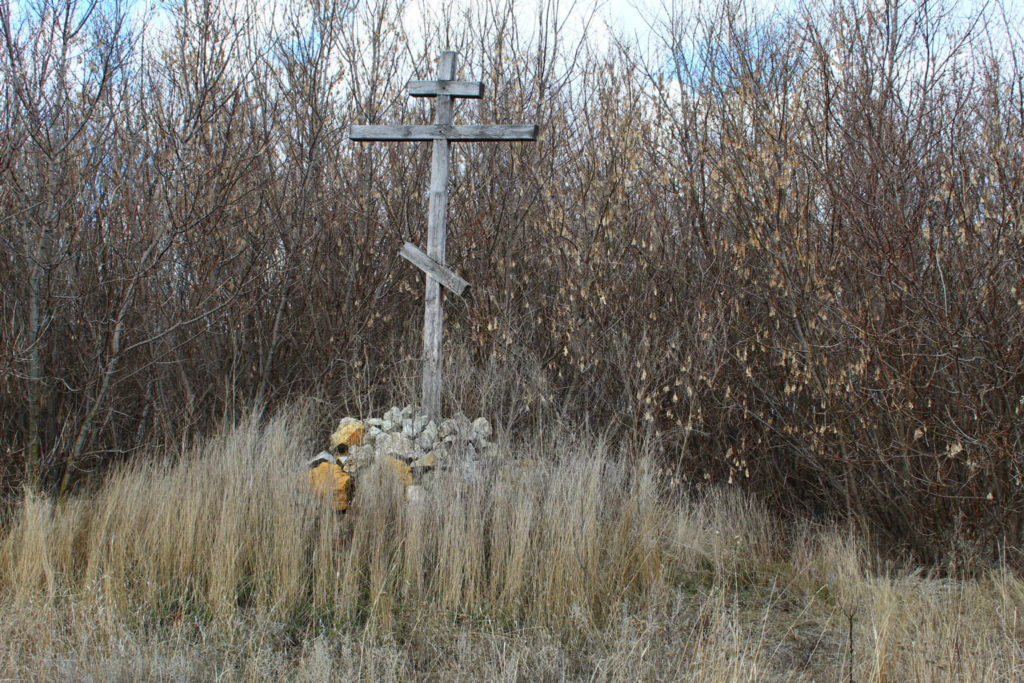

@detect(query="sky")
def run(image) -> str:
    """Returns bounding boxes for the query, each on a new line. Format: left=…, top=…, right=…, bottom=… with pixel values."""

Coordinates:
left=7, top=0, right=1022, bottom=81
left=397, top=0, right=666, bottom=53
left=394, top=0, right=1024, bottom=72
left=403, top=0, right=1023, bottom=42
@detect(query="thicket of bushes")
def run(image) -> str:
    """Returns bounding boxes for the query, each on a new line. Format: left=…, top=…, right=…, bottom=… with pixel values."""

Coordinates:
left=2, top=0, right=1022, bottom=562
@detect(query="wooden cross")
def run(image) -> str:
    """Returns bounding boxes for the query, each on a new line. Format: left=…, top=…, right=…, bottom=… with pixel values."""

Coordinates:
left=350, top=51, right=537, bottom=422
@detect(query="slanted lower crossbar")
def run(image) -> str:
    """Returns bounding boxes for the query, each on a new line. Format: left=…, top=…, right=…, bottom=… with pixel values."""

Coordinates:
left=400, top=242, right=470, bottom=296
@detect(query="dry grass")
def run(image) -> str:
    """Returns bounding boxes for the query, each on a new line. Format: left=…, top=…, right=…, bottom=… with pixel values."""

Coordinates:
left=1, top=405, right=1022, bottom=681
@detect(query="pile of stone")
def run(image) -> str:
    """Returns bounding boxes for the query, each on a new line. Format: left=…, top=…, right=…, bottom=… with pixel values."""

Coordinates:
left=310, top=407, right=494, bottom=505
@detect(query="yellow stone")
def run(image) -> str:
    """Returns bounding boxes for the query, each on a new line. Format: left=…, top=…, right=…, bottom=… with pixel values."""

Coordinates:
left=330, top=420, right=365, bottom=452
left=309, top=461, right=351, bottom=511
left=380, top=455, right=412, bottom=488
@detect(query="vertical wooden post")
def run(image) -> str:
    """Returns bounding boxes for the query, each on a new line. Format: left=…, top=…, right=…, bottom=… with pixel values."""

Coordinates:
left=422, top=51, right=456, bottom=422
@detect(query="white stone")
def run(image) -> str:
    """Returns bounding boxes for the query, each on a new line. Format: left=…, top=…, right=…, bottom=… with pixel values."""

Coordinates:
left=407, top=484, right=426, bottom=505
left=471, top=417, right=492, bottom=440
left=307, top=451, right=335, bottom=467
left=336, top=416, right=360, bottom=430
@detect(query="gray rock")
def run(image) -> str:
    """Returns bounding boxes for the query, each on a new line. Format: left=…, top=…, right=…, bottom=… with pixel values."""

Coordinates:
left=412, top=450, right=440, bottom=470
left=412, top=414, right=428, bottom=434
left=438, top=418, right=459, bottom=439
left=351, top=444, right=372, bottom=456
left=326, top=409, right=496, bottom=485
left=471, top=417, right=492, bottom=441
left=456, top=457, right=483, bottom=481
left=345, top=445, right=375, bottom=472
left=378, top=432, right=424, bottom=463
left=417, top=421, right=438, bottom=450
left=383, top=407, right=402, bottom=427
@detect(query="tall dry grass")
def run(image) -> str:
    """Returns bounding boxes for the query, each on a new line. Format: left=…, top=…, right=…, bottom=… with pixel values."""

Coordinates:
left=1, top=403, right=1023, bottom=680
left=0, top=404, right=669, bottom=632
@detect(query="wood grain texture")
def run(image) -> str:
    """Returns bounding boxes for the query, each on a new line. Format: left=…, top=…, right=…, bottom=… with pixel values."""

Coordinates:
left=408, top=80, right=484, bottom=98
left=349, top=124, right=538, bottom=141
left=420, top=51, right=457, bottom=422
left=348, top=49, right=538, bottom=422
left=400, top=243, right=470, bottom=296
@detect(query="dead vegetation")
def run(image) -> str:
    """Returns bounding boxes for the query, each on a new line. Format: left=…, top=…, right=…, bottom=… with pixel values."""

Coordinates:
left=1, top=402, right=1023, bottom=680
left=2, top=0, right=1022, bottom=562
left=3, top=0, right=1024, bottom=674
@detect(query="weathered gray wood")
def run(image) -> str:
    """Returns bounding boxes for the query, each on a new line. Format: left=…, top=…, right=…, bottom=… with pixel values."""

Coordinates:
left=420, top=51, right=457, bottom=423
left=408, top=80, right=484, bottom=98
left=400, top=242, right=470, bottom=296
left=350, top=124, right=538, bottom=142
left=349, top=50, right=537, bottom=423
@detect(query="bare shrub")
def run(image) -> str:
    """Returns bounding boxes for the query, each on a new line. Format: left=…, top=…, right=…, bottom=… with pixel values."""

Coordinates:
left=1, top=0, right=1022, bottom=561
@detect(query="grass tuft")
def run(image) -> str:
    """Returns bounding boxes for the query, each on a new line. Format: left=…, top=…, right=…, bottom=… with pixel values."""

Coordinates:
left=2, top=404, right=1023, bottom=679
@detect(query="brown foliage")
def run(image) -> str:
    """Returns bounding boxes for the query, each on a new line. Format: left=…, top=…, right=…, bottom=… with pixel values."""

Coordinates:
left=1, top=0, right=1022, bottom=562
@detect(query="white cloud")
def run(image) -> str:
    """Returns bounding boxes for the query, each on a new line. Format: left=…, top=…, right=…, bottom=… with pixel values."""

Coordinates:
left=400, top=0, right=666, bottom=57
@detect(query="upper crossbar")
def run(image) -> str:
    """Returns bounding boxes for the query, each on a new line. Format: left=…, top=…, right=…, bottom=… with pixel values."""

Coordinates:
left=408, top=80, right=484, bottom=98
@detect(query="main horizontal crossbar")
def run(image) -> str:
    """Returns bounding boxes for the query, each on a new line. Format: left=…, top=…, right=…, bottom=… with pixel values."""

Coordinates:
left=408, top=80, right=484, bottom=98
left=350, top=124, right=539, bottom=142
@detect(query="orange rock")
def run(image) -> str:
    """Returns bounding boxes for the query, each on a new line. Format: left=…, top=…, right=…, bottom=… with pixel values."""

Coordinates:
left=380, top=455, right=412, bottom=488
left=309, top=461, right=352, bottom=511
left=331, top=420, right=366, bottom=453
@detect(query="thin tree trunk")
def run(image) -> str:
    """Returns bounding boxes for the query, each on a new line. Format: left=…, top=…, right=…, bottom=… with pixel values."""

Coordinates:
left=25, top=243, right=43, bottom=488
left=25, top=212, right=52, bottom=489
